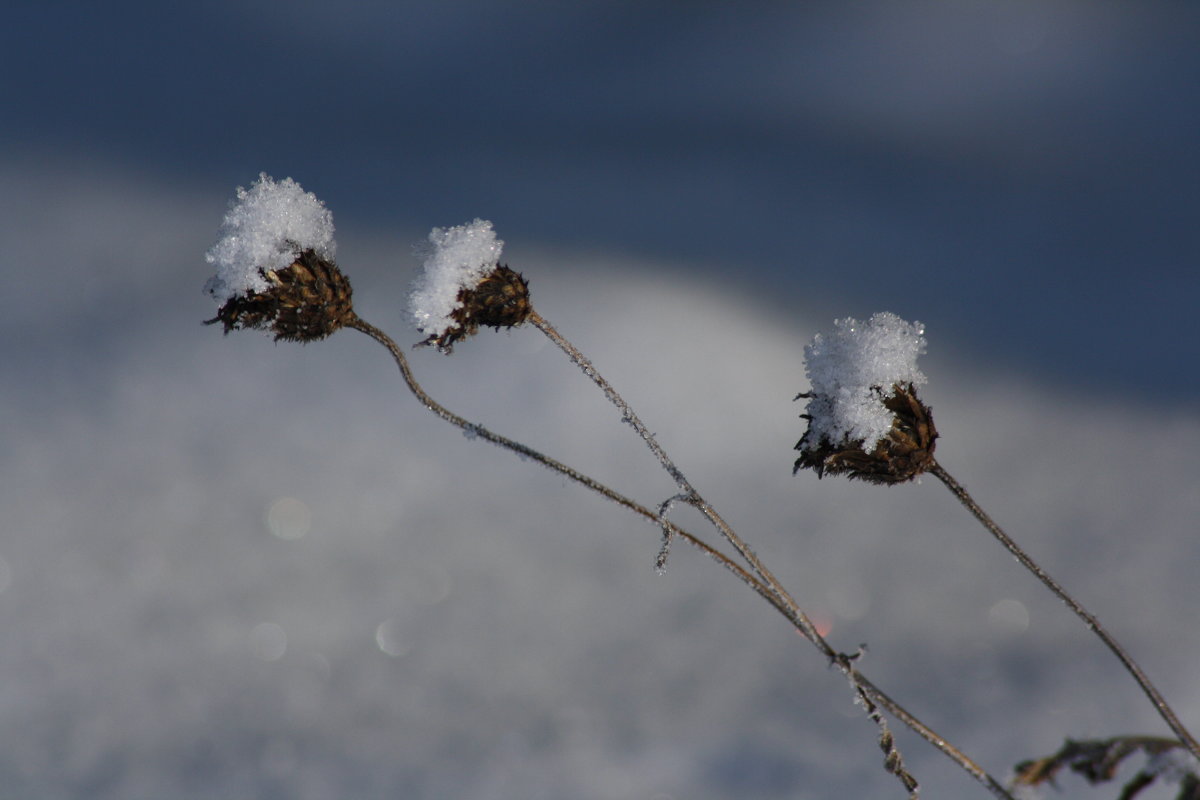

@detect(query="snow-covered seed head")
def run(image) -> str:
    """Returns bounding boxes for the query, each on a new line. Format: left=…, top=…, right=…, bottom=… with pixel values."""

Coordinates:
left=205, top=248, right=355, bottom=342
left=417, top=264, right=531, bottom=352
left=202, top=174, right=354, bottom=342
left=794, top=382, right=937, bottom=484
left=408, top=219, right=531, bottom=353
left=793, top=312, right=937, bottom=485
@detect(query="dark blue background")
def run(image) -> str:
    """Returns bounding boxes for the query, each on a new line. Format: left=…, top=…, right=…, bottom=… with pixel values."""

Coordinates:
left=5, top=2, right=1198, bottom=401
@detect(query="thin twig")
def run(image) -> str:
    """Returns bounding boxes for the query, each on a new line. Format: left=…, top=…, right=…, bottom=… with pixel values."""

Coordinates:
left=346, top=315, right=1015, bottom=799
left=529, top=312, right=793, bottom=610
left=929, top=460, right=1200, bottom=761
left=851, top=671, right=1011, bottom=798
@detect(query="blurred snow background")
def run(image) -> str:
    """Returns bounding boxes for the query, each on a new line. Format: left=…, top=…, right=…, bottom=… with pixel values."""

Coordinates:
left=2, top=3, right=1198, bottom=798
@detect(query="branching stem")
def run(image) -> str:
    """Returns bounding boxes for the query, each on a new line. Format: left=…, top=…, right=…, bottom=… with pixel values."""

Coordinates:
left=347, top=314, right=1015, bottom=800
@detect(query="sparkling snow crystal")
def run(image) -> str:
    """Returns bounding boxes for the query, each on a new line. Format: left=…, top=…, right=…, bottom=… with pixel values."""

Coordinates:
left=408, top=219, right=504, bottom=336
left=803, top=312, right=927, bottom=451
left=203, top=174, right=336, bottom=303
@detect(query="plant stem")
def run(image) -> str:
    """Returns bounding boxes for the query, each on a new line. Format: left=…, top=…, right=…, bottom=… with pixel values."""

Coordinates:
left=528, top=312, right=791, bottom=608
left=347, top=315, right=1015, bottom=799
left=929, top=461, right=1200, bottom=761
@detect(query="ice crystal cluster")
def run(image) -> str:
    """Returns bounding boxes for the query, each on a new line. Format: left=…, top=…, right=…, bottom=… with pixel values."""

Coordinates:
left=204, top=173, right=336, bottom=303
left=803, top=312, right=927, bottom=451
left=408, top=219, right=504, bottom=338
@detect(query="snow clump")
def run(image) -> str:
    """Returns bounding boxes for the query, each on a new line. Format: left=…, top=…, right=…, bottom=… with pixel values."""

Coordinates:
left=803, top=312, right=927, bottom=451
left=204, top=173, right=336, bottom=303
left=408, top=219, right=503, bottom=337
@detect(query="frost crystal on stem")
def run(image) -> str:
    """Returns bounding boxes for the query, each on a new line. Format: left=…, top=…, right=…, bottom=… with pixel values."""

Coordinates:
left=795, top=312, right=936, bottom=484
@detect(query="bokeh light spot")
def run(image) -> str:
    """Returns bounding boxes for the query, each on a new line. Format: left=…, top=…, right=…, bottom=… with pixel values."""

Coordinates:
left=375, top=618, right=410, bottom=657
left=825, top=578, right=871, bottom=622
left=804, top=611, right=834, bottom=639
left=988, top=598, right=1030, bottom=635
left=249, top=622, right=288, bottom=661
left=266, top=497, right=311, bottom=540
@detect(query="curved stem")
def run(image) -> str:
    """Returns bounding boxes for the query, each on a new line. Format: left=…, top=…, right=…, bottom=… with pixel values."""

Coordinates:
left=347, top=315, right=1014, bottom=799
left=929, top=460, right=1200, bottom=761
left=345, top=319, right=771, bottom=587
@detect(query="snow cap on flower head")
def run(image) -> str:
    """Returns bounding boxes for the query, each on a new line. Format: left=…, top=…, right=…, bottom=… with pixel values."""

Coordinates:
left=203, top=174, right=353, bottom=342
left=408, top=219, right=530, bottom=353
left=794, top=312, right=937, bottom=484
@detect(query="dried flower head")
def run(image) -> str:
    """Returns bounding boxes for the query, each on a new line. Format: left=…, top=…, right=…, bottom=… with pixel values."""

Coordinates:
left=795, top=382, right=937, bottom=484
left=793, top=312, right=936, bottom=485
left=419, top=264, right=531, bottom=352
left=202, top=174, right=354, bottom=342
left=204, top=248, right=355, bottom=342
left=409, top=220, right=531, bottom=352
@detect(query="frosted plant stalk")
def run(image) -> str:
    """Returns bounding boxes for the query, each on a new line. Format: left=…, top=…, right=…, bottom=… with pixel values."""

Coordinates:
left=930, top=463, right=1200, bottom=761
left=796, top=312, right=1200, bottom=762
left=349, top=313, right=1008, bottom=800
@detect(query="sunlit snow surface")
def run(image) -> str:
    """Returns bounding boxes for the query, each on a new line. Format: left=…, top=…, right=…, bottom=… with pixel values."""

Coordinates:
left=2, top=164, right=1199, bottom=800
